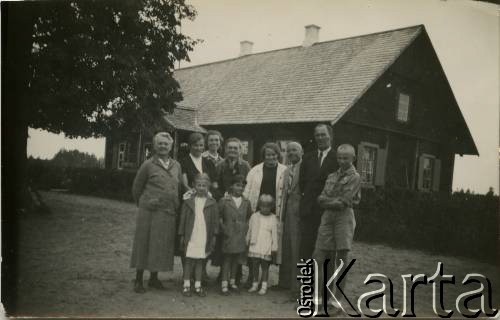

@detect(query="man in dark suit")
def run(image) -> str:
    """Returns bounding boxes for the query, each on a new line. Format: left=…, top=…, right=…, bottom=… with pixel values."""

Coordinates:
left=298, top=124, right=338, bottom=260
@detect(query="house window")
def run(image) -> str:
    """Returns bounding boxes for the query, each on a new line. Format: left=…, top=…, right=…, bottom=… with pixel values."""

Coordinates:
left=240, top=141, right=249, bottom=157
left=143, top=143, right=153, bottom=161
left=397, top=92, right=410, bottom=122
left=117, top=142, right=128, bottom=169
left=421, top=156, right=434, bottom=191
left=359, top=145, right=377, bottom=185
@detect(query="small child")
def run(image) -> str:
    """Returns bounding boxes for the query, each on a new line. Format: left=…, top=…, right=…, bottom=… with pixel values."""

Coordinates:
left=314, top=144, right=361, bottom=309
left=219, top=174, right=253, bottom=295
left=246, top=194, right=278, bottom=295
left=178, top=173, right=219, bottom=297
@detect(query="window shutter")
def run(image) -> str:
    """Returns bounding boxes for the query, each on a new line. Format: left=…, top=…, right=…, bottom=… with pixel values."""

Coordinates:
left=432, top=159, right=441, bottom=192
left=374, top=147, right=387, bottom=186
left=417, top=155, right=425, bottom=191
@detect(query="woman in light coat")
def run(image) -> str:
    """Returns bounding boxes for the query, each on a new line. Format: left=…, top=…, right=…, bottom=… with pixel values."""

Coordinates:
left=243, top=142, right=287, bottom=264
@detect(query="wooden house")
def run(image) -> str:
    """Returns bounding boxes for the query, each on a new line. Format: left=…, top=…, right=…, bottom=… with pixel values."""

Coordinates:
left=105, top=24, right=478, bottom=192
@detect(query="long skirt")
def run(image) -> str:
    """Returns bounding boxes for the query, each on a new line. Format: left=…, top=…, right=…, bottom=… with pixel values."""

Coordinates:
left=278, top=211, right=301, bottom=291
left=130, top=207, right=176, bottom=272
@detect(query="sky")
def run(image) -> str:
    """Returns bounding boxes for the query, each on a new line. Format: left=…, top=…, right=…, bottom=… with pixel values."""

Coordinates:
left=27, top=0, right=499, bottom=193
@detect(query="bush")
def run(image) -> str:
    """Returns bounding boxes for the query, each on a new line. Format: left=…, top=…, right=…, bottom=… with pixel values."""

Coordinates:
left=67, top=167, right=136, bottom=202
left=28, top=162, right=136, bottom=202
left=355, top=188, right=498, bottom=264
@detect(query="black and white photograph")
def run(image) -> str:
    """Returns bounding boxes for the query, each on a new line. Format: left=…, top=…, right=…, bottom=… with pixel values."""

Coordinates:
left=2, top=0, right=499, bottom=318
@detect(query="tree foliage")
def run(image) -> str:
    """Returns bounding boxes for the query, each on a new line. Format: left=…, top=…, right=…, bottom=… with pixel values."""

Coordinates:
left=27, top=0, right=199, bottom=138
left=50, top=149, right=102, bottom=168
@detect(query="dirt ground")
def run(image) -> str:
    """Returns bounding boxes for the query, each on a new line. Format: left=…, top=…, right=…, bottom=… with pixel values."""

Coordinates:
left=12, top=191, right=499, bottom=318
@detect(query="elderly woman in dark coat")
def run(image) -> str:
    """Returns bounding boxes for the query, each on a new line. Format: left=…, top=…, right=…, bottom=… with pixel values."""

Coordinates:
left=130, top=132, right=182, bottom=293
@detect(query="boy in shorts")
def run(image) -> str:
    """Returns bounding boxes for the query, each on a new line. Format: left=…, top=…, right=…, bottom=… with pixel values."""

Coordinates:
left=313, top=144, right=361, bottom=312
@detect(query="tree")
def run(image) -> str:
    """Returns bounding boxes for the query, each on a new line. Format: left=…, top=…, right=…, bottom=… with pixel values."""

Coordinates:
left=51, top=149, right=101, bottom=168
left=2, top=2, right=198, bottom=311
left=3, top=0, right=199, bottom=209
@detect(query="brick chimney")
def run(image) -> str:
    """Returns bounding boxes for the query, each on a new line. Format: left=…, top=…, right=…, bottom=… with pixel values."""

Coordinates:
left=303, top=24, right=320, bottom=47
left=239, top=40, right=254, bottom=56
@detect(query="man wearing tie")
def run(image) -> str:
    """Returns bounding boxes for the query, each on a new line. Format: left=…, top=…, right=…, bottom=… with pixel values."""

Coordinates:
left=298, top=124, right=338, bottom=261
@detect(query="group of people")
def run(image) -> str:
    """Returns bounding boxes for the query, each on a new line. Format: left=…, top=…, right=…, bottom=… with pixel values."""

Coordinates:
left=129, top=124, right=361, bottom=309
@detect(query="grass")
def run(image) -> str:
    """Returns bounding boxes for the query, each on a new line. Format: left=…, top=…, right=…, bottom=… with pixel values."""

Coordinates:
left=12, top=191, right=499, bottom=317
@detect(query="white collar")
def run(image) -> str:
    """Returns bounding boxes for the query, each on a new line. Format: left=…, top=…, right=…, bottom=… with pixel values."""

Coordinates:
left=189, top=153, right=202, bottom=162
left=189, top=153, right=203, bottom=172
left=318, top=147, right=331, bottom=155
left=203, top=151, right=220, bottom=160
left=158, top=157, right=170, bottom=170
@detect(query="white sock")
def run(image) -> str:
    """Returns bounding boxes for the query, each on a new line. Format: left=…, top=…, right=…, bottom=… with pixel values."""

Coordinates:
left=248, top=281, right=259, bottom=292
left=230, top=278, right=236, bottom=286
left=194, top=281, right=201, bottom=289
left=183, top=280, right=190, bottom=287
left=258, top=282, right=268, bottom=295
left=221, top=280, right=228, bottom=288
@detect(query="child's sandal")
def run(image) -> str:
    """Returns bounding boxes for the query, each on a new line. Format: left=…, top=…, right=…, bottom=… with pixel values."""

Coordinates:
left=182, top=287, right=191, bottom=297
left=195, top=287, right=207, bottom=297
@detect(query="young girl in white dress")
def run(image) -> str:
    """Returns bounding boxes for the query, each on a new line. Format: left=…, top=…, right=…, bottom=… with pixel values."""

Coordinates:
left=178, top=173, right=219, bottom=297
left=246, top=194, right=278, bottom=295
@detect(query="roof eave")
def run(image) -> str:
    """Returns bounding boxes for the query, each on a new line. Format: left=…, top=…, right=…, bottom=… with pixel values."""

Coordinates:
left=418, top=28, right=479, bottom=157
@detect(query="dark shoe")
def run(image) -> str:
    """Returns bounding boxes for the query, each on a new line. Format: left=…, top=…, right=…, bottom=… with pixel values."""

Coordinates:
left=244, top=280, right=253, bottom=289
left=195, top=287, right=207, bottom=297
left=182, top=286, right=192, bottom=297
left=134, top=280, right=146, bottom=294
left=229, top=285, right=240, bottom=294
left=148, top=278, right=166, bottom=290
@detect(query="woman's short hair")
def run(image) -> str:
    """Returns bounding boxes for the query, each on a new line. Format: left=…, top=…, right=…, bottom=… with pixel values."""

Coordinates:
left=193, top=172, right=211, bottom=184
left=188, top=132, right=205, bottom=146
left=206, top=130, right=224, bottom=146
left=153, top=132, right=174, bottom=145
left=260, top=142, right=282, bottom=162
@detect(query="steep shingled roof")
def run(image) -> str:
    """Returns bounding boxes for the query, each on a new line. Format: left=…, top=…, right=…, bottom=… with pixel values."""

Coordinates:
left=163, top=107, right=206, bottom=133
left=174, top=25, right=423, bottom=125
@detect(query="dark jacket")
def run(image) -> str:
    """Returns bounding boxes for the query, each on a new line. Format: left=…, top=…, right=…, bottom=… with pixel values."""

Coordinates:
left=215, top=158, right=251, bottom=200
left=178, top=196, right=220, bottom=254
left=218, top=195, right=253, bottom=254
left=299, top=148, right=338, bottom=219
left=179, top=155, right=217, bottom=189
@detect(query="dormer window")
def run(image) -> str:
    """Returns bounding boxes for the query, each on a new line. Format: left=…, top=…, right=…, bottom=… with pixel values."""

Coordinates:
left=397, top=92, right=410, bottom=122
